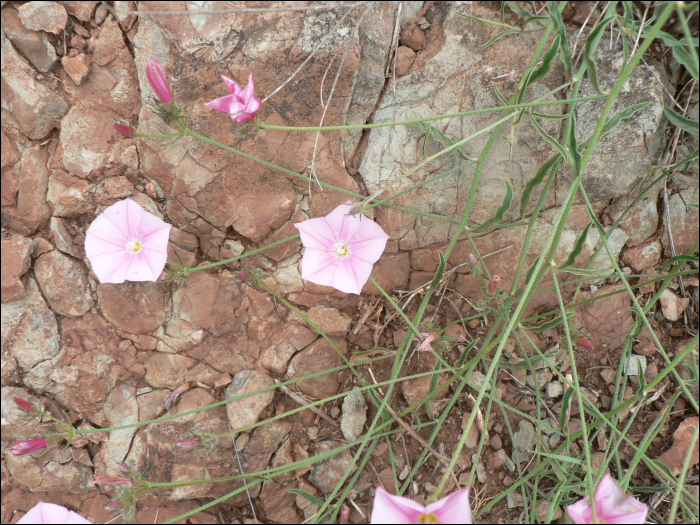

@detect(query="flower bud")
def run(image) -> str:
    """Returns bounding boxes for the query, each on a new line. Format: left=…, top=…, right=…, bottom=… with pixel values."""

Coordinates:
left=236, top=271, right=251, bottom=281
left=115, top=462, right=129, bottom=473
left=94, top=475, right=133, bottom=487
left=486, top=275, right=501, bottom=295
left=13, top=397, right=34, bottom=412
left=469, top=253, right=477, bottom=265
left=177, top=437, right=201, bottom=449
left=105, top=500, right=122, bottom=511
left=11, top=437, right=48, bottom=456
left=145, top=58, right=173, bottom=104
left=113, top=121, right=135, bottom=138
left=576, top=337, right=595, bottom=351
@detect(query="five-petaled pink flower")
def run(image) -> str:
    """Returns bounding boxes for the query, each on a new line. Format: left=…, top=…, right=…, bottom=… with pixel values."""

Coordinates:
left=85, top=198, right=172, bottom=284
left=17, top=502, right=92, bottom=524
left=567, top=473, right=648, bottom=524
left=11, top=437, right=48, bottom=456
left=145, top=58, right=173, bottom=104
left=205, top=73, right=262, bottom=123
left=295, top=203, right=389, bottom=295
left=370, top=486, right=472, bottom=524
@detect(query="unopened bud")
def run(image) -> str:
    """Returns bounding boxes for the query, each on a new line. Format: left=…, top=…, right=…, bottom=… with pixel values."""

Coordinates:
left=576, top=337, right=595, bottom=351
left=469, top=253, right=478, bottom=265
left=486, top=275, right=501, bottom=295
left=177, top=437, right=201, bottom=449
left=113, top=121, right=135, bottom=138
left=13, top=397, right=34, bottom=412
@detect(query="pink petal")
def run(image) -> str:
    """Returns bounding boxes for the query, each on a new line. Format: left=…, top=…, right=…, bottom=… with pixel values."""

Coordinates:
left=240, top=73, right=256, bottom=101
left=596, top=474, right=648, bottom=524
left=18, top=501, right=92, bottom=524
left=427, top=487, right=473, bottom=524
left=370, top=487, right=424, bottom=524
left=567, top=499, right=593, bottom=524
left=349, top=235, right=389, bottom=264
left=300, top=248, right=340, bottom=283
left=295, top=217, right=338, bottom=251
left=205, top=94, right=238, bottom=114
left=333, top=257, right=371, bottom=295
left=89, top=251, right=136, bottom=284
left=221, top=75, right=242, bottom=96
left=323, top=204, right=364, bottom=244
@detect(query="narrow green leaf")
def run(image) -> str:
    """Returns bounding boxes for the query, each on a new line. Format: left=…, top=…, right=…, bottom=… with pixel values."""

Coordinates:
left=664, top=106, right=700, bottom=136
left=426, top=361, right=443, bottom=420
left=528, top=34, right=561, bottom=86
left=521, top=155, right=561, bottom=218
left=523, top=253, right=543, bottom=286
left=530, top=111, right=568, bottom=120
left=494, top=84, right=510, bottom=106
left=457, top=339, right=480, bottom=368
left=568, top=112, right=581, bottom=176
left=287, top=489, right=326, bottom=507
left=583, top=15, right=615, bottom=94
left=560, top=386, right=575, bottom=430
left=558, top=222, right=593, bottom=269
left=529, top=111, right=569, bottom=160
left=558, top=266, right=613, bottom=276
left=547, top=1, right=573, bottom=80
left=651, top=30, right=699, bottom=80
left=472, top=181, right=513, bottom=233
left=431, top=251, right=447, bottom=290
left=507, top=1, right=536, bottom=19
left=661, top=254, right=699, bottom=272
left=479, top=29, right=521, bottom=49
left=525, top=311, right=575, bottom=332
left=599, top=102, right=650, bottom=138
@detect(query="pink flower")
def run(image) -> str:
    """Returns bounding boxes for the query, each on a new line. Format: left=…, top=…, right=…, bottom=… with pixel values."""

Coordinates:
left=567, top=474, right=648, bottom=524
left=113, top=121, right=135, bottom=138
left=145, top=58, right=173, bottom=103
left=13, top=396, right=35, bottom=412
left=414, top=332, right=439, bottom=352
left=85, top=198, right=172, bottom=284
left=93, top=475, right=133, bottom=487
left=17, top=502, right=92, bottom=524
left=577, top=337, right=595, bottom=351
left=205, top=73, right=262, bottom=123
left=370, top=486, right=472, bottom=524
left=11, top=437, right=48, bottom=456
left=486, top=275, right=501, bottom=295
left=295, top=203, right=389, bottom=295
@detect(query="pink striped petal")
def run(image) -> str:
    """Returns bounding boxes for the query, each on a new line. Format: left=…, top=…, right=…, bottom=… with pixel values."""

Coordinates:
left=205, top=94, right=238, bottom=114
left=221, top=75, right=242, bottom=96
left=370, top=487, right=423, bottom=524
left=427, top=487, right=473, bottom=524
left=18, top=501, right=92, bottom=524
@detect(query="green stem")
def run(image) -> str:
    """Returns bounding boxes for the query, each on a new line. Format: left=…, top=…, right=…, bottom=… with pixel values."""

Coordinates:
left=258, top=95, right=604, bottom=131
left=184, top=234, right=300, bottom=273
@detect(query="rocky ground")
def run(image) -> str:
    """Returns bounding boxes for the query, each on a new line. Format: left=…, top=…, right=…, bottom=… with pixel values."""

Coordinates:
left=1, top=1, right=699, bottom=523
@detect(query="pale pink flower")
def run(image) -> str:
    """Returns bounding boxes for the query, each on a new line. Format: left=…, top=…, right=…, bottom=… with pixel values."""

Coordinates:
left=205, top=73, right=262, bottom=123
left=295, top=203, right=389, bottom=295
left=370, top=486, right=472, bottom=524
left=85, top=198, right=172, bottom=284
left=567, top=473, right=648, bottom=524
left=17, top=502, right=92, bottom=524
left=414, top=332, right=439, bottom=352
left=145, top=58, right=173, bottom=103
left=11, top=437, right=48, bottom=456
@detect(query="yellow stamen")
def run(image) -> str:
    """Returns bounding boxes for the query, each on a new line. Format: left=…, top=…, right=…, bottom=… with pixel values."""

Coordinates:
left=126, top=240, right=142, bottom=253
left=334, top=242, right=349, bottom=256
left=417, top=513, right=439, bottom=524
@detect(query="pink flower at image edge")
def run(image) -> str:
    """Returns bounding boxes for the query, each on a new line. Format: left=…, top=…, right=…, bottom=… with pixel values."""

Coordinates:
left=11, top=437, right=47, bottom=456
left=295, top=203, right=389, bottom=295
left=145, top=58, right=173, bottom=103
left=17, top=501, right=92, bottom=524
left=567, top=473, right=648, bottom=524
left=85, top=198, right=172, bottom=284
left=205, top=73, right=262, bottom=123
left=370, top=486, right=472, bottom=524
